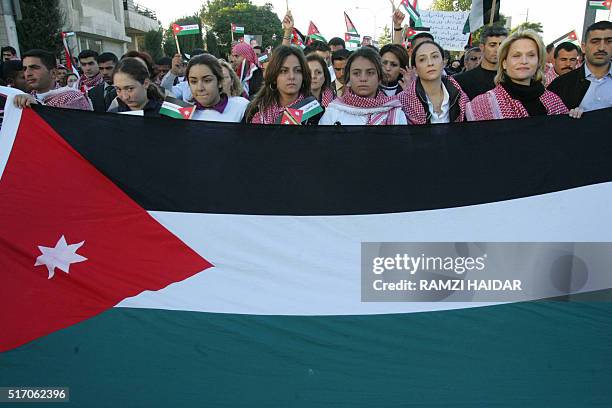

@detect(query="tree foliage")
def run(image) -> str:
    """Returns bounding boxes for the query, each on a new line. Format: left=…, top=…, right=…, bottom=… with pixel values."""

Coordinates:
left=430, top=0, right=472, bottom=12
left=510, top=22, right=544, bottom=35
left=205, top=31, right=220, bottom=57
left=162, top=16, right=205, bottom=57
left=16, top=0, right=64, bottom=54
left=470, top=13, right=507, bottom=45
left=378, top=26, right=391, bottom=47
left=200, top=0, right=283, bottom=58
left=143, top=29, right=164, bottom=61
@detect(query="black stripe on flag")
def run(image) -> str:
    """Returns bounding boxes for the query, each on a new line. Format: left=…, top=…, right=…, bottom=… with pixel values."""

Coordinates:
left=33, top=106, right=612, bottom=215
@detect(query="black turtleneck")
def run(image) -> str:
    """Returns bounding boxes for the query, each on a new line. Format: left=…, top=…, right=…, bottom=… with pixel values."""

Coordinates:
left=501, top=78, right=547, bottom=117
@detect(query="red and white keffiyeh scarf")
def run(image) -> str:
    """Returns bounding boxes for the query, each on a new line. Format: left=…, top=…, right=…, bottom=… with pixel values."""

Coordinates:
left=232, top=43, right=260, bottom=96
left=251, top=94, right=305, bottom=124
left=331, top=89, right=403, bottom=125
left=466, top=83, right=568, bottom=121
left=31, top=83, right=92, bottom=111
left=320, top=88, right=335, bottom=108
left=397, top=76, right=468, bottom=124
left=77, top=72, right=104, bottom=93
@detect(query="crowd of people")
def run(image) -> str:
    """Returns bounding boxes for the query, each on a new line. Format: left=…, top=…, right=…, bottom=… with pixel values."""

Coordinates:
left=3, top=9, right=611, bottom=125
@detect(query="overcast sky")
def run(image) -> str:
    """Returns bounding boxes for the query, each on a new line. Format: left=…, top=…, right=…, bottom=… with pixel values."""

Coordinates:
left=140, top=0, right=611, bottom=44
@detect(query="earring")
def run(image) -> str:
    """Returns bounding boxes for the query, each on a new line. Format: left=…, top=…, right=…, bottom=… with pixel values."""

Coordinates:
left=269, top=82, right=277, bottom=91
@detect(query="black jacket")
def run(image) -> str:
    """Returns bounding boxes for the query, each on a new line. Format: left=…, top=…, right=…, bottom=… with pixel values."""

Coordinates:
left=547, top=65, right=590, bottom=109
left=88, top=83, right=117, bottom=113
left=415, top=76, right=463, bottom=123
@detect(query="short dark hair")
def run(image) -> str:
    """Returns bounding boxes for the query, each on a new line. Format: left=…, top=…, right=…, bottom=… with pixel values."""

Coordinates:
left=413, top=32, right=435, bottom=43
left=156, top=56, right=172, bottom=66
left=1, top=46, right=17, bottom=55
left=22, top=49, right=56, bottom=70
left=481, top=26, right=509, bottom=43
left=2, top=59, right=23, bottom=80
left=328, top=37, right=346, bottom=49
left=97, top=52, right=118, bottom=65
left=554, top=42, right=579, bottom=58
left=78, top=49, right=99, bottom=61
left=331, top=49, right=351, bottom=64
left=191, top=48, right=207, bottom=57
left=344, top=46, right=383, bottom=84
left=410, top=40, right=445, bottom=68
left=304, top=40, right=331, bottom=56
left=364, top=44, right=379, bottom=52
left=585, top=20, right=612, bottom=40
left=379, top=44, right=409, bottom=70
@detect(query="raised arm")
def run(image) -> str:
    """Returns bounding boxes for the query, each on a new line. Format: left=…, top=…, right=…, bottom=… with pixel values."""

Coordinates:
left=282, top=11, right=294, bottom=46
left=392, top=9, right=406, bottom=45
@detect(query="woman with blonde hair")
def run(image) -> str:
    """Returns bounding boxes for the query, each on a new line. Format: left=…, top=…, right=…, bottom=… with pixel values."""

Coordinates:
left=466, top=29, right=569, bottom=121
left=218, top=59, right=244, bottom=97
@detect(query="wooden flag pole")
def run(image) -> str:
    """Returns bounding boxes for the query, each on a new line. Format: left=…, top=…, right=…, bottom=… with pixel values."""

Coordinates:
left=174, top=34, right=182, bottom=56
left=489, top=0, right=497, bottom=25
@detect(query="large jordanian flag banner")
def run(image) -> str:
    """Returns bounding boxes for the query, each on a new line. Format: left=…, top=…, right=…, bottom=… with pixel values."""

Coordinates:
left=1, top=86, right=611, bottom=406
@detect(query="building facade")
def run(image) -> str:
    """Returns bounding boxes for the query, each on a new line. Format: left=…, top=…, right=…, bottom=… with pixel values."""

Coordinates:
left=0, top=0, right=160, bottom=59
left=59, top=0, right=159, bottom=57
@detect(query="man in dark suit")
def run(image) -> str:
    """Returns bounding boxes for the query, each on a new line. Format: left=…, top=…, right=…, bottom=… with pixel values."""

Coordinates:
left=88, top=52, right=118, bottom=113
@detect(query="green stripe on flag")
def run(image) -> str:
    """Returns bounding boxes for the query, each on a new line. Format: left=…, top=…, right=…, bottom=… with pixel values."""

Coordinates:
left=177, top=25, right=200, bottom=36
left=589, top=0, right=610, bottom=9
left=3, top=298, right=611, bottom=407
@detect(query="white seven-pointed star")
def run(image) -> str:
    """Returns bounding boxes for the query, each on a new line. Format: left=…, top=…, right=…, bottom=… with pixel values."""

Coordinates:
left=34, top=235, right=87, bottom=279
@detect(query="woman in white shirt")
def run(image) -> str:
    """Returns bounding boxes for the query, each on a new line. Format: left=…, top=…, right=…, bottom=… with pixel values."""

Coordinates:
left=186, top=54, right=249, bottom=122
left=319, top=47, right=407, bottom=125
left=397, top=41, right=469, bottom=124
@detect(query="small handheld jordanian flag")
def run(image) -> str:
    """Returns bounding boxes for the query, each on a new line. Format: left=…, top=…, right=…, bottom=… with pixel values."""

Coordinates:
left=231, top=23, right=245, bottom=34
left=588, top=0, right=611, bottom=9
left=400, top=0, right=422, bottom=27
left=275, top=96, right=323, bottom=125
left=405, top=26, right=431, bottom=40
left=159, top=96, right=195, bottom=120
left=307, top=21, right=326, bottom=44
left=344, top=12, right=360, bottom=47
left=172, top=24, right=200, bottom=36
left=292, top=28, right=306, bottom=48
left=551, top=30, right=579, bottom=47
left=278, top=108, right=303, bottom=125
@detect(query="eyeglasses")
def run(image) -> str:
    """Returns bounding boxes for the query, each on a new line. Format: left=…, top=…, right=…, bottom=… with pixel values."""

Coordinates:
left=468, top=57, right=480, bottom=61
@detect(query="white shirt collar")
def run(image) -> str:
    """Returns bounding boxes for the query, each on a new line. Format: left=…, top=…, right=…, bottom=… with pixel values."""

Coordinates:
left=426, top=84, right=450, bottom=124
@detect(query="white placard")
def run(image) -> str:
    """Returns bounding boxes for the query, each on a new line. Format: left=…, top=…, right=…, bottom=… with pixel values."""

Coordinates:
left=419, top=10, right=470, bottom=51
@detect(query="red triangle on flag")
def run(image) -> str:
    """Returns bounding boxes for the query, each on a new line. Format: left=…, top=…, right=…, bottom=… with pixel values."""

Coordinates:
left=405, top=28, right=417, bottom=38
left=568, top=31, right=577, bottom=41
left=179, top=106, right=194, bottom=119
left=172, top=24, right=183, bottom=35
left=0, top=109, right=212, bottom=352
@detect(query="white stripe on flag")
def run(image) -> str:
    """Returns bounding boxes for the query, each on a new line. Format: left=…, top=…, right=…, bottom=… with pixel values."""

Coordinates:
left=469, top=0, right=485, bottom=33
left=117, top=182, right=612, bottom=315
